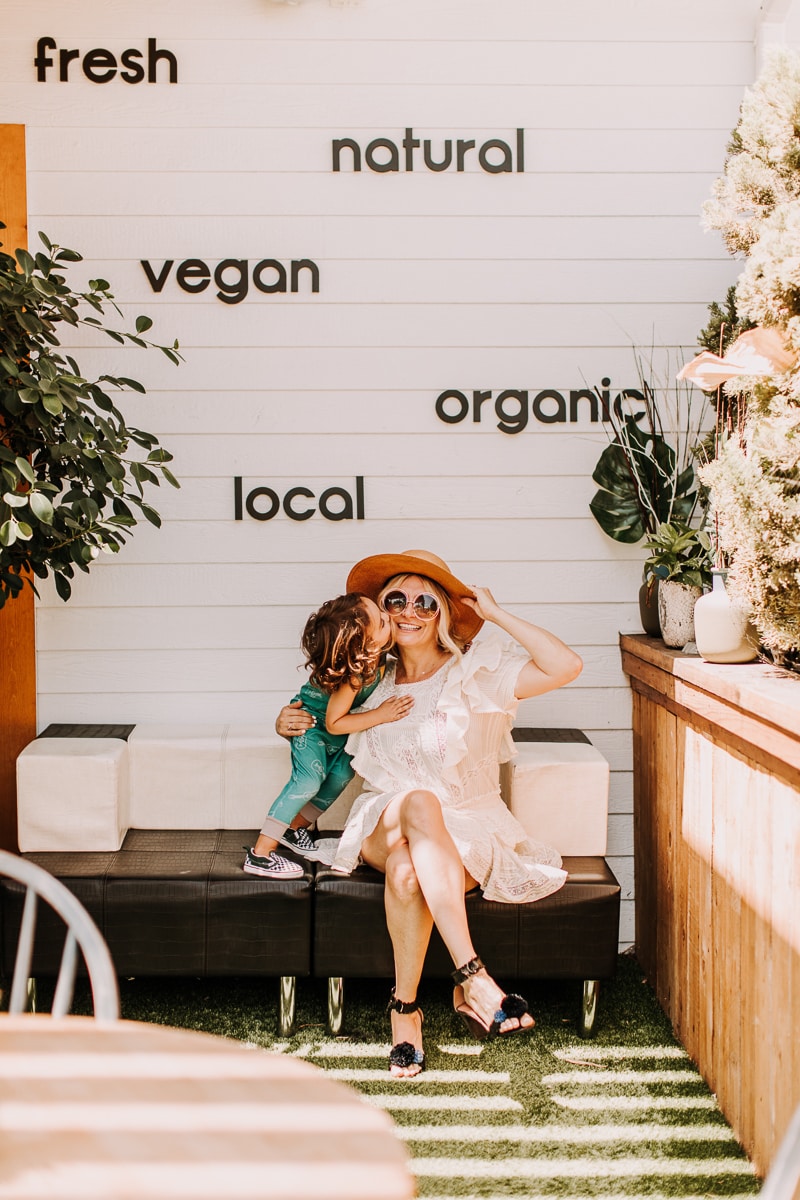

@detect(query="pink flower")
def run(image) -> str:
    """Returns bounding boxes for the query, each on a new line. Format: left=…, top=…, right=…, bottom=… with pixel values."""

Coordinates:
left=677, top=327, right=796, bottom=390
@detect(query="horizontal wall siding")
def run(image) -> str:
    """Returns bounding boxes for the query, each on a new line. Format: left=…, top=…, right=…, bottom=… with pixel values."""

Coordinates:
left=2, top=0, right=765, bottom=951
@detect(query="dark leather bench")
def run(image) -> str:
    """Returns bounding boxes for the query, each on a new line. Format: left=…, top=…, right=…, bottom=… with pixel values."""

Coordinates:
left=2, top=725, right=620, bottom=1037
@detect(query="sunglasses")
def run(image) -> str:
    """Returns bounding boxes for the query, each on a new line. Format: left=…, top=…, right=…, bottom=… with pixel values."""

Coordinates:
left=381, top=589, right=440, bottom=620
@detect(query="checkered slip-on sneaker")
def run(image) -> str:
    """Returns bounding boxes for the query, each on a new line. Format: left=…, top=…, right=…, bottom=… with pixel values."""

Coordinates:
left=242, top=847, right=304, bottom=879
left=278, top=826, right=323, bottom=859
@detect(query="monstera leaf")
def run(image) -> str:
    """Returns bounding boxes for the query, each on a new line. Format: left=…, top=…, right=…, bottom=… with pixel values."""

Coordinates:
left=590, top=414, right=697, bottom=544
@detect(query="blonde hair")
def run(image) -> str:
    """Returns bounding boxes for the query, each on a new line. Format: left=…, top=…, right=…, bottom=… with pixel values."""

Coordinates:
left=379, top=574, right=467, bottom=657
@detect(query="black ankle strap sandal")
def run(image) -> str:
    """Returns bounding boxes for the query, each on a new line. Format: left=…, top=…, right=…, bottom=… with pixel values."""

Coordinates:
left=387, top=988, right=425, bottom=1075
left=451, top=957, right=534, bottom=1041
left=451, top=955, right=485, bottom=984
left=387, top=991, right=422, bottom=1015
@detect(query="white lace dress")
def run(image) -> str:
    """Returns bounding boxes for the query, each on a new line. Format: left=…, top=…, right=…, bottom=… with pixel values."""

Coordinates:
left=329, top=631, right=568, bottom=903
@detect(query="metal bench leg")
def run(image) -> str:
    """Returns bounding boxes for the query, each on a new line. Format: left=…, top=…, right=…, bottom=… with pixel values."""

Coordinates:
left=327, top=976, right=344, bottom=1036
left=578, top=979, right=599, bottom=1038
left=278, top=976, right=296, bottom=1037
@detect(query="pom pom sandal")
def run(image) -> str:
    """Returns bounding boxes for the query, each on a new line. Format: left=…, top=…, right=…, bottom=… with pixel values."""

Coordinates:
left=451, top=955, right=534, bottom=1041
left=387, top=990, right=425, bottom=1077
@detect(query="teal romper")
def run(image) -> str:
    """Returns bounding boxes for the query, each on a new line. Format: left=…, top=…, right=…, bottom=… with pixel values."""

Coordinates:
left=259, top=670, right=383, bottom=839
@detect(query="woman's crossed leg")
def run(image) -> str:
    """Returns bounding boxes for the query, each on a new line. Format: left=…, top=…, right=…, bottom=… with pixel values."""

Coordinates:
left=361, top=788, right=533, bottom=1077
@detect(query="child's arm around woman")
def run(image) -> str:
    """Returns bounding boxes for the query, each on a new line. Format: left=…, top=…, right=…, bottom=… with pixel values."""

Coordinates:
left=325, top=677, right=411, bottom=735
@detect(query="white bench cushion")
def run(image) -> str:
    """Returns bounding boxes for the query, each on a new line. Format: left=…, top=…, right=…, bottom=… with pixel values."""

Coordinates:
left=128, top=724, right=228, bottom=828
left=222, top=724, right=307, bottom=828
left=502, top=741, right=610, bottom=855
left=17, top=738, right=129, bottom=852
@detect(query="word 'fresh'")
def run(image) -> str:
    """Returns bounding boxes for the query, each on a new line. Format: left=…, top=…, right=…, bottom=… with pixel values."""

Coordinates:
left=34, top=37, right=177, bottom=83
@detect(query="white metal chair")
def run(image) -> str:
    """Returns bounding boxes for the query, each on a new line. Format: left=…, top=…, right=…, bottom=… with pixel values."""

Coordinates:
left=759, top=1104, right=800, bottom=1200
left=0, top=850, right=120, bottom=1022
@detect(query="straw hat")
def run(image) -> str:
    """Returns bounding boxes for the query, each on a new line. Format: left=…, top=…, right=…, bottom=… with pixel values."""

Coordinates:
left=346, top=549, right=484, bottom=642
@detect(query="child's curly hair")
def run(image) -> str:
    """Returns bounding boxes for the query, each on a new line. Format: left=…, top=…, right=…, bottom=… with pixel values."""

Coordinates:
left=301, top=593, right=380, bottom=694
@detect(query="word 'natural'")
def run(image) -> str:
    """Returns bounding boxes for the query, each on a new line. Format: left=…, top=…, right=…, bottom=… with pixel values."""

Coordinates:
left=141, top=258, right=320, bottom=304
left=35, top=37, right=177, bottom=83
left=332, top=128, right=525, bottom=173
left=234, top=478, right=365, bottom=523
left=435, top=382, right=646, bottom=434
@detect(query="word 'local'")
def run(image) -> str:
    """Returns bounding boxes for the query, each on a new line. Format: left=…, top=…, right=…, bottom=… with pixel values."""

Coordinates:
left=234, top=478, right=365, bottom=522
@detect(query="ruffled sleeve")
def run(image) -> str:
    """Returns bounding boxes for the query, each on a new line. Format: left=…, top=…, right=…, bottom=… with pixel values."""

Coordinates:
left=438, top=630, right=529, bottom=770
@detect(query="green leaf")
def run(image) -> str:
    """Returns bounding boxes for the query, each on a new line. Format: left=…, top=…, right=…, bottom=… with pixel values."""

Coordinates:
left=15, top=457, right=36, bottom=485
left=15, top=248, right=35, bottom=276
left=17, top=310, right=43, bottom=335
left=32, top=275, right=57, bottom=297
left=15, top=521, right=33, bottom=541
left=41, top=392, right=64, bottom=416
left=130, top=461, right=158, bottom=485
left=100, top=453, right=127, bottom=481
left=54, top=572, right=72, bottom=601
left=2, top=491, right=28, bottom=508
left=161, top=466, right=180, bottom=489
left=116, top=376, right=146, bottom=393
left=135, top=315, right=153, bottom=334
left=29, top=492, right=54, bottom=524
left=589, top=415, right=696, bottom=545
left=0, top=520, right=17, bottom=547
left=139, top=503, right=162, bottom=527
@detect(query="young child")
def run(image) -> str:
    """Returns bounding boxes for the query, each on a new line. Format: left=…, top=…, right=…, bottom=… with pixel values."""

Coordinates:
left=243, top=593, right=412, bottom=878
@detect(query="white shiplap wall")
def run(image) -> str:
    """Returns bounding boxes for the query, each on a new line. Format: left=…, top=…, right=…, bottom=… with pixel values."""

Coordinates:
left=2, top=0, right=765, bottom=948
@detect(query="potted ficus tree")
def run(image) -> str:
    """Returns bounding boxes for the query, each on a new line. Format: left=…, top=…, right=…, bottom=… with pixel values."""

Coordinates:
left=589, top=347, right=710, bottom=635
left=0, top=226, right=181, bottom=607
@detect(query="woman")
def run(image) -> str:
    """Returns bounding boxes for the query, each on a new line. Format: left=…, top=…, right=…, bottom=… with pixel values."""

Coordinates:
left=276, top=549, right=582, bottom=1078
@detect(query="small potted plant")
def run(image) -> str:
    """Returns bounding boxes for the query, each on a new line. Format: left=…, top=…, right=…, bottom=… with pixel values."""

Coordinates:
left=642, top=520, right=713, bottom=648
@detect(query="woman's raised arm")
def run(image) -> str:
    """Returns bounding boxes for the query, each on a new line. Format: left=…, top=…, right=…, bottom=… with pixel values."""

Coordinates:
left=462, top=587, right=583, bottom=699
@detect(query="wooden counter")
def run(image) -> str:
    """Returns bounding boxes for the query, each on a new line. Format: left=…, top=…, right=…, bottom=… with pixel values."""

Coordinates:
left=621, top=634, right=800, bottom=1177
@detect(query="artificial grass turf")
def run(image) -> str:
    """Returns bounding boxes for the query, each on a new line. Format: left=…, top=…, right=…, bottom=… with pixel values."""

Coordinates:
left=58, top=953, right=760, bottom=1199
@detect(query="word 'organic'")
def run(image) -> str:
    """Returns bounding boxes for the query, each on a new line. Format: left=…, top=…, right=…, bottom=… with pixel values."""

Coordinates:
left=435, top=381, right=646, bottom=434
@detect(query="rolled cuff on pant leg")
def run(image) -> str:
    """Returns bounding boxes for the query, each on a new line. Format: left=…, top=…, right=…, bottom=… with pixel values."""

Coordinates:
left=259, top=814, right=290, bottom=840
left=298, top=800, right=325, bottom=825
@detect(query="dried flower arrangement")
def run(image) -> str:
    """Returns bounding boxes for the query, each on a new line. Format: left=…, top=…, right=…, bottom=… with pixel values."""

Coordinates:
left=690, top=47, right=800, bottom=670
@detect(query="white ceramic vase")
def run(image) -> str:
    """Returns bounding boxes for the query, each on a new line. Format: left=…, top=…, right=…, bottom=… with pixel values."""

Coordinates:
left=693, top=570, right=759, bottom=663
left=658, top=579, right=702, bottom=649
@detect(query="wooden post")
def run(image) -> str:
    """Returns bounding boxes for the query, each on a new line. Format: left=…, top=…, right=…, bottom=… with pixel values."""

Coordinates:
left=0, top=125, right=35, bottom=852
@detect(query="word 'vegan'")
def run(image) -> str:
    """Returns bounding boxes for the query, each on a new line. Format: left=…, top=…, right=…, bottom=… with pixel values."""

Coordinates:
left=234, top=478, right=365, bottom=523
left=332, top=128, right=525, bottom=173
left=141, top=258, right=320, bottom=304
left=435, top=382, right=646, bottom=434
left=35, top=37, right=177, bottom=83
